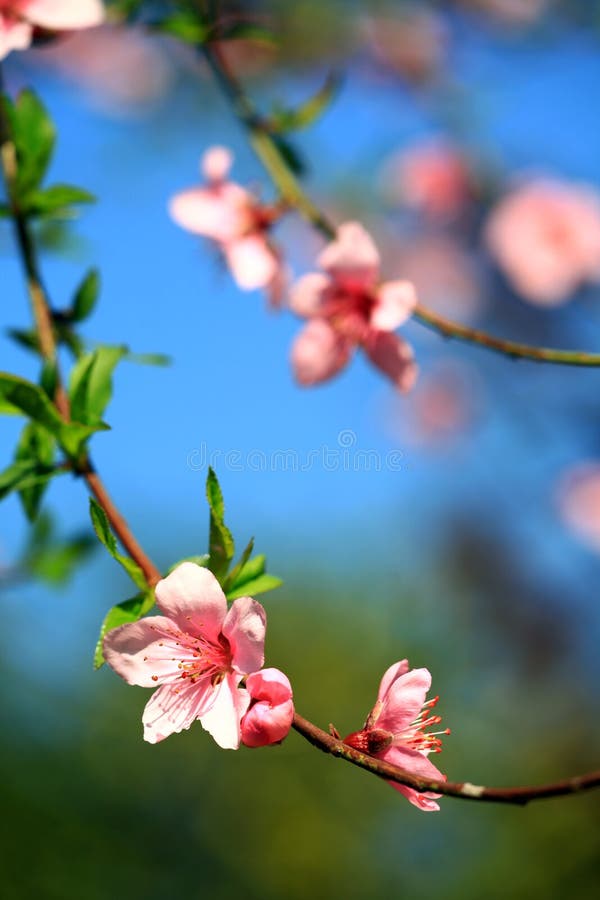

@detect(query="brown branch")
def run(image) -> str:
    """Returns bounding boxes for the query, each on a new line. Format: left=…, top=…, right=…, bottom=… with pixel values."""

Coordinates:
left=292, top=713, right=600, bottom=806
left=0, top=69, right=161, bottom=589
left=202, top=42, right=600, bottom=369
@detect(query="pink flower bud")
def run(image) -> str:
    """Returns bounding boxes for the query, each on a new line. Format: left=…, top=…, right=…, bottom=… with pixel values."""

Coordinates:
left=241, top=668, right=294, bottom=748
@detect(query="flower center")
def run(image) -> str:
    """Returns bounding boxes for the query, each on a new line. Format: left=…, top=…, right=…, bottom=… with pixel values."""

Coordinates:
left=397, top=695, right=450, bottom=754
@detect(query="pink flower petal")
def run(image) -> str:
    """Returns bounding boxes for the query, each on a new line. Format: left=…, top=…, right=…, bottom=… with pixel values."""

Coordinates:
left=371, top=280, right=417, bottom=331
left=142, top=677, right=215, bottom=744
left=222, top=596, right=267, bottom=675
left=0, top=17, right=32, bottom=59
left=365, top=331, right=418, bottom=392
left=201, top=145, right=233, bottom=182
left=381, top=745, right=444, bottom=811
left=224, top=234, right=279, bottom=290
left=245, top=668, right=293, bottom=704
left=376, top=667, right=432, bottom=735
left=26, top=0, right=105, bottom=28
left=291, top=319, right=353, bottom=386
left=169, top=183, right=250, bottom=243
left=155, top=562, right=227, bottom=644
left=289, top=272, right=331, bottom=318
left=102, top=615, right=191, bottom=687
left=199, top=672, right=250, bottom=749
left=318, top=221, right=380, bottom=291
left=377, top=660, right=410, bottom=704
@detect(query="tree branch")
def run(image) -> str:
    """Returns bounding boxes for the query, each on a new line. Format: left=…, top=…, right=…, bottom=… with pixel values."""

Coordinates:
left=202, top=42, right=600, bottom=369
left=292, top=713, right=600, bottom=805
left=0, top=68, right=161, bottom=588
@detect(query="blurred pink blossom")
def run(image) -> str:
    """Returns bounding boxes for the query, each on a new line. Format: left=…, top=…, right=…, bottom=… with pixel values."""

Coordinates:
left=558, top=463, right=600, bottom=554
left=344, top=660, right=448, bottom=811
left=0, top=0, right=104, bottom=59
left=458, top=0, right=550, bottom=26
left=241, top=668, right=294, bottom=748
left=381, top=140, right=473, bottom=221
left=290, top=222, right=418, bottom=391
left=485, top=178, right=600, bottom=305
left=170, top=146, right=284, bottom=295
left=399, top=360, right=482, bottom=448
left=103, top=562, right=267, bottom=749
left=30, top=24, right=172, bottom=111
left=387, top=234, right=483, bottom=322
left=362, top=6, right=447, bottom=83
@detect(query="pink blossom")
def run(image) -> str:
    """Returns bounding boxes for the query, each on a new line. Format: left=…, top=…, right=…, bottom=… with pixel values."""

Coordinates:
left=485, top=178, right=600, bottom=305
left=458, top=0, right=549, bottom=27
left=0, top=0, right=104, bottom=60
left=344, top=660, right=449, bottom=811
left=362, top=8, right=446, bottom=83
left=241, top=668, right=294, bottom=748
left=382, top=140, right=472, bottom=221
left=103, top=562, right=267, bottom=749
left=289, top=222, right=418, bottom=391
left=169, top=147, right=283, bottom=294
left=558, top=462, right=600, bottom=555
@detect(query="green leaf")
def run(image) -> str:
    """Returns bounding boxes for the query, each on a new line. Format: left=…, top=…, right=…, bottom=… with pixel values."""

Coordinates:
left=154, top=11, right=209, bottom=43
left=14, top=422, right=55, bottom=520
left=222, top=537, right=254, bottom=593
left=23, top=184, right=96, bottom=217
left=0, top=372, right=103, bottom=457
left=270, top=72, right=341, bottom=133
left=89, top=497, right=148, bottom=592
left=206, top=467, right=235, bottom=579
left=93, top=591, right=155, bottom=669
left=0, top=459, right=61, bottom=504
left=228, top=552, right=265, bottom=589
left=2, top=90, right=56, bottom=196
left=20, top=511, right=95, bottom=586
left=6, top=328, right=40, bottom=354
left=226, top=573, right=283, bottom=601
left=69, top=344, right=126, bottom=426
left=273, top=135, right=305, bottom=176
left=72, top=269, right=100, bottom=322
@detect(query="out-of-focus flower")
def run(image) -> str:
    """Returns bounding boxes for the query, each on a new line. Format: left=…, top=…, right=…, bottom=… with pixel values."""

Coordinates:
left=344, top=660, right=448, bottom=811
left=557, top=463, right=600, bottom=554
left=362, top=6, right=447, bottom=83
left=0, top=0, right=104, bottom=60
left=457, top=0, right=550, bottom=26
left=485, top=178, right=600, bottom=306
left=290, top=222, right=418, bottom=391
left=103, top=562, right=267, bottom=749
left=30, top=24, right=172, bottom=112
left=388, top=234, right=483, bottom=322
left=381, top=140, right=473, bottom=222
left=241, top=668, right=294, bottom=748
left=170, top=146, right=284, bottom=296
left=394, top=360, right=482, bottom=448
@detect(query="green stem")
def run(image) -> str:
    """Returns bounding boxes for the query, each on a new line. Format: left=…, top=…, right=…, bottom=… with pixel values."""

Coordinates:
left=202, top=43, right=600, bottom=368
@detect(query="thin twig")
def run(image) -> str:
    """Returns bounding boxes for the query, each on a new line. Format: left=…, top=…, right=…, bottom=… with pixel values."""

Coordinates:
left=202, top=42, right=600, bottom=368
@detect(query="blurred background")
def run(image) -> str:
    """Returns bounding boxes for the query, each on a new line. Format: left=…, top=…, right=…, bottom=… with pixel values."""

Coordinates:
left=1, top=1, right=600, bottom=897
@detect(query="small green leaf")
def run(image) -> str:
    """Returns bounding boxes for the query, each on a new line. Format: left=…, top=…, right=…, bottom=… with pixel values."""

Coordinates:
left=154, top=11, right=209, bottom=43
left=222, top=537, right=254, bottom=593
left=124, top=351, right=172, bottom=367
left=69, top=344, right=126, bottom=426
left=94, top=591, right=155, bottom=669
left=226, top=573, right=283, bottom=601
left=24, top=184, right=95, bottom=217
left=270, top=72, right=341, bottom=133
left=206, top=467, right=235, bottom=579
left=72, top=269, right=100, bottom=322
left=6, top=328, right=40, bottom=354
left=0, top=372, right=103, bottom=457
left=273, top=135, right=305, bottom=176
left=14, top=422, right=55, bottom=520
left=89, top=497, right=148, bottom=591
left=228, top=552, right=266, bottom=589
left=2, top=90, right=56, bottom=195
